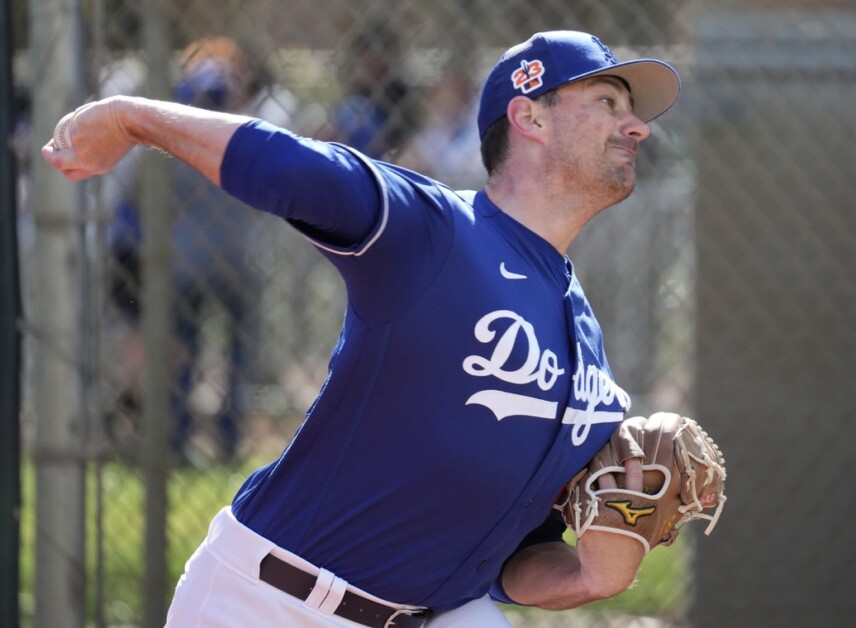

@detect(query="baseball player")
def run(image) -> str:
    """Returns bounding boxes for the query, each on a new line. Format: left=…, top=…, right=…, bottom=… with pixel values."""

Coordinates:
left=43, top=31, right=680, bottom=627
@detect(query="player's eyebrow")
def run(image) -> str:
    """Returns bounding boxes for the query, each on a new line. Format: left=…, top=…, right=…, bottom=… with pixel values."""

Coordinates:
left=588, top=75, right=635, bottom=111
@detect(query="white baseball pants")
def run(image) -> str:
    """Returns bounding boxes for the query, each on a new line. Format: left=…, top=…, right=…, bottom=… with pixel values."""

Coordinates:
left=164, top=507, right=512, bottom=627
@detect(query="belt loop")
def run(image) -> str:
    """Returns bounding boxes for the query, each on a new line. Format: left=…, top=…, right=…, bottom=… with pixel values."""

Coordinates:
left=304, top=568, right=335, bottom=610
left=318, top=575, right=348, bottom=615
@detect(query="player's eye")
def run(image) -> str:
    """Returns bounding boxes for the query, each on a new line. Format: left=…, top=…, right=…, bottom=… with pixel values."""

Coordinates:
left=600, top=96, right=617, bottom=109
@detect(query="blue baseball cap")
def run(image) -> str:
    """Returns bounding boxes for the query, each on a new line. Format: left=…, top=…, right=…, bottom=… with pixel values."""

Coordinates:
left=477, top=31, right=681, bottom=139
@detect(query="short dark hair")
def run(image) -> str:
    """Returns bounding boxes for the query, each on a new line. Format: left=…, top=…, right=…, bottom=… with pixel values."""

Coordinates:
left=480, top=88, right=562, bottom=176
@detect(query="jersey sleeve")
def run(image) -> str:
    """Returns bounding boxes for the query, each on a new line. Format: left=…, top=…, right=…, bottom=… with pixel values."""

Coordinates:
left=220, top=119, right=382, bottom=253
left=220, top=119, right=459, bottom=324
left=488, top=509, right=568, bottom=606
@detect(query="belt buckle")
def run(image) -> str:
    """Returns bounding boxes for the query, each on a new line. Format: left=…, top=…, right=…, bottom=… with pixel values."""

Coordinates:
left=384, top=608, right=430, bottom=628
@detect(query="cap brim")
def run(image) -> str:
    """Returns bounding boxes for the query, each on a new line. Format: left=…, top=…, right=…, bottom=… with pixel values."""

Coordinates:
left=579, top=59, right=681, bottom=123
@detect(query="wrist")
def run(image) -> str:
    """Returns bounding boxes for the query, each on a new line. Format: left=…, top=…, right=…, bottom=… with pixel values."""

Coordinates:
left=576, top=530, right=643, bottom=598
left=104, top=95, right=141, bottom=146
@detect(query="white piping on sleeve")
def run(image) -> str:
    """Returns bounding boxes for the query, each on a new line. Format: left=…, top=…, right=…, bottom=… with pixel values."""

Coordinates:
left=299, top=146, right=390, bottom=257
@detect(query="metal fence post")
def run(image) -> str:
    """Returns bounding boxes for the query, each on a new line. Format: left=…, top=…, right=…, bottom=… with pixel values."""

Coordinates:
left=28, top=0, right=87, bottom=626
left=0, top=0, right=22, bottom=625
left=140, top=1, right=174, bottom=625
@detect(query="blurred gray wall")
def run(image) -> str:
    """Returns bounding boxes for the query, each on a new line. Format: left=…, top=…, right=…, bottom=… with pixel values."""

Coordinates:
left=692, top=8, right=856, bottom=626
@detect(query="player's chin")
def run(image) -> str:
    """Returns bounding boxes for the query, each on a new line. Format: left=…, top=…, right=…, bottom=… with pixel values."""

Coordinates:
left=613, top=158, right=637, bottom=179
left=603, top=170, right=636, bottom=202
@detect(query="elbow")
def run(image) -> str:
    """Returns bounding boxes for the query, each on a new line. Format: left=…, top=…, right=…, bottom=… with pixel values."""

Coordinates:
left=584, top=569, right=637, bottom=601
left=536, top=573, right=636, bottom=612
left=536, top=556, right=639, bottom=611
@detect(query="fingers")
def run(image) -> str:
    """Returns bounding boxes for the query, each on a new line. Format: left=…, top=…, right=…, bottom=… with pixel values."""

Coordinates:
left=596, top=458, right=644, bottom=492
left=40, top=142, right=92, bottom=181
left=40, top=98, right=133, bottom=180
left=623, top=458, right=643, bottom=492
left=598, top=472, right=618, bottom=490
left=41, top=140, right=70, bottom=163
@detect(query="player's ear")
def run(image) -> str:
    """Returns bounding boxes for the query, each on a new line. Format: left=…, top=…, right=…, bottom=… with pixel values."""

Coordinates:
left=507, top=96, right=547, bottom=143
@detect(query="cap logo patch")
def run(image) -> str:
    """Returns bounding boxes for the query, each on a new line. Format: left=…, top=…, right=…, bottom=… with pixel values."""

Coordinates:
left=591, top=36, right=618, bottom=65
left=511, top=59, right=545, bottom=94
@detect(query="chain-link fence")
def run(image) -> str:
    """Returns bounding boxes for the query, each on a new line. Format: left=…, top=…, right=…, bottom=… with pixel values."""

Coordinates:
left=12, top=0, right=856, bottom=626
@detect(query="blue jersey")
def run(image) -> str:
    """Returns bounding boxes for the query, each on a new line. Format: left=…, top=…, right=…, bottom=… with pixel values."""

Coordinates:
left=221, top=120, right=631, bottom=612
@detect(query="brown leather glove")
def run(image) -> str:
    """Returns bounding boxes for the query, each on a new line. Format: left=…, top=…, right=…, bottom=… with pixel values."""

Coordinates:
left=556, top=412, right=727, bottom=553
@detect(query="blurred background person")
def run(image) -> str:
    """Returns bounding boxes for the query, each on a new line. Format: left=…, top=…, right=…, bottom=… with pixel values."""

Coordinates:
left=319, top=18, right=420, bottom=160
left=398, top=58, right=485, bottom=190
left=105, top=37, right=297, bottom=463
left=169, top=36, right=261, bottom=461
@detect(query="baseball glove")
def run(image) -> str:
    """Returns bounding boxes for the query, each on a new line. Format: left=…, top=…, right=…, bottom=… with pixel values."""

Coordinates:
left=556, top=412, right=726, bottom=553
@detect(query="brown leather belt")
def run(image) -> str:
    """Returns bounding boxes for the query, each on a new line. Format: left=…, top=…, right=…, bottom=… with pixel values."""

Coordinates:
left=258, top=554, right=433, bottom=628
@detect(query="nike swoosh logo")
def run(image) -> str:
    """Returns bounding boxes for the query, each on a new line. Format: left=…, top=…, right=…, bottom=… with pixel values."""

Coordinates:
left=500, top=262, right=527, bottom=280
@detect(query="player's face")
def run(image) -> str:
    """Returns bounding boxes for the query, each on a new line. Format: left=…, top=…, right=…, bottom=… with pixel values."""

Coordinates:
left=542, top=76, right=650, bottom=204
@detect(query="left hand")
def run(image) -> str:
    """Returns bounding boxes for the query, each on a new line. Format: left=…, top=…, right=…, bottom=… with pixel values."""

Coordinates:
left=596, top=456, right=643, bottom=491
left=559, top=413, right=727, bottom=554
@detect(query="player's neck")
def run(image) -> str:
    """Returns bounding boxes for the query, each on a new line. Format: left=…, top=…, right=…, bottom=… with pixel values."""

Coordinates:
left=485, top=175, right=599, bottom=254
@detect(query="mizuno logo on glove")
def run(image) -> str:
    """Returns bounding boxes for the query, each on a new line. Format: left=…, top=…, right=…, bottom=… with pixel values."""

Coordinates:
left=605, top=500, right=656, bottom=526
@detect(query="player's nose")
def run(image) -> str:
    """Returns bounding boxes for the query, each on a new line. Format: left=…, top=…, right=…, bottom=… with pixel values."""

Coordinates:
left=623, top=112, right=650, bottom=141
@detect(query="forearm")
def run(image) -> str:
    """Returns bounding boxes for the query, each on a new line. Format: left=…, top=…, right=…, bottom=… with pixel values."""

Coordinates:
left=43, top=95, right=253, bottom=185
left=112, top=96, right=251, bottom=186
left=501, top=531, right=643, bottom=610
